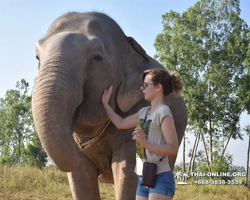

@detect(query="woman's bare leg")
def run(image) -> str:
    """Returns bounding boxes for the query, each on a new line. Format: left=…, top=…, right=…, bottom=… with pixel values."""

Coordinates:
left=136, top=195, right=148, bottom=200
left=149, top=193, right=172, bottom=200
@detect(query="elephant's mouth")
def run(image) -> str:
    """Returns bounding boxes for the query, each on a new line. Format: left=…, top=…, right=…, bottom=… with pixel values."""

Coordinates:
left=80, top=98, right=106, bottom=122
left=73, top=96, right=111, bottom=137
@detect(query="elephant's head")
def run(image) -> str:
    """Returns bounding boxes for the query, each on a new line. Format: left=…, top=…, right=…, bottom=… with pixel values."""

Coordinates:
left=32, top=12, right=166, bottom=172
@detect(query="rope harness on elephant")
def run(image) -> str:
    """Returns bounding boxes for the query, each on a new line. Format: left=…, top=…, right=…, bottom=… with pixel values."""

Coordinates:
left=73, top=120, right=111, bottom=170
left=74, top=120, right=111, bottom=150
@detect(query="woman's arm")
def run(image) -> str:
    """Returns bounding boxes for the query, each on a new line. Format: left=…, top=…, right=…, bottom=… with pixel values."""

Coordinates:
left=102, top=85, right=138, bottom=129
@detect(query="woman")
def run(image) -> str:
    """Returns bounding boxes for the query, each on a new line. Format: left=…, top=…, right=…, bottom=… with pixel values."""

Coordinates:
left=102, top=68, right=183, bottom=200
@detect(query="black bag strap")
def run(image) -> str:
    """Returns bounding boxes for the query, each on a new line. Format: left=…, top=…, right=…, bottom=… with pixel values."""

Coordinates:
left=142, top=108, right=150, bottom=160
left=142, top=107, right=165, bottom=162
left=142, top=107, right=150, bottom=128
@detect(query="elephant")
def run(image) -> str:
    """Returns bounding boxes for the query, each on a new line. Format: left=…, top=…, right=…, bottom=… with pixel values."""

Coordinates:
left=32, top=11, right=188, bottom=200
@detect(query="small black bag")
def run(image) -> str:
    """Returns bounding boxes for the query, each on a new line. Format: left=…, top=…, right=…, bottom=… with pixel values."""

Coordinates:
left=140, top=162, right=157, bottom=188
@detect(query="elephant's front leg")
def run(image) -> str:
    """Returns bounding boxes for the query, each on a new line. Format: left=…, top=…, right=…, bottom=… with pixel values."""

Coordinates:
left=112, top=140, right=137, bottom=200
left=68, top=155, right=100, bottom=200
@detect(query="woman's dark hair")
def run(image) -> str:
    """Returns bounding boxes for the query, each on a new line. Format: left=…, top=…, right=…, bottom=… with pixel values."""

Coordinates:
left=140, top=68, right=183, bottom=97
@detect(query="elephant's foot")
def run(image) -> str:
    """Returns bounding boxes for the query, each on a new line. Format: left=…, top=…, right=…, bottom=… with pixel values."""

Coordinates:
left=68, top=157, right=100, bottom=200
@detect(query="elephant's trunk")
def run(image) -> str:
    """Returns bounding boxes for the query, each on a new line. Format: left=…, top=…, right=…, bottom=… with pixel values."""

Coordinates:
left=32, top=65, right=83, bottom=172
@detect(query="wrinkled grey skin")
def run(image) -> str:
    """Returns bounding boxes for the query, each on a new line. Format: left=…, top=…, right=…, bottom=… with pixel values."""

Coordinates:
left=32, top=12, right=188, bottom=200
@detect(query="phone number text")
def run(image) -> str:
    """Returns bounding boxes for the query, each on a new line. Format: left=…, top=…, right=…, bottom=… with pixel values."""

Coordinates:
left=194, top=180, right=242, bottom=185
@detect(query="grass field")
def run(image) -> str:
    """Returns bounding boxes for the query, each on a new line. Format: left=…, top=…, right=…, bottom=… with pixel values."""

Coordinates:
left=0, top=165, right=249, bottom=200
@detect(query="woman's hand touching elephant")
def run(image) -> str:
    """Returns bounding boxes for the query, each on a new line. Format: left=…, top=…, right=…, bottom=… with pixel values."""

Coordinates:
left=102, top=85, right=113, bottom=105
left=132, top=128, right=148, bottom=148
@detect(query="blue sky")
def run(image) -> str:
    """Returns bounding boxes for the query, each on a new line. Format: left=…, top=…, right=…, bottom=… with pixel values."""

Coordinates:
left=0, top=0, right=249, bottom=167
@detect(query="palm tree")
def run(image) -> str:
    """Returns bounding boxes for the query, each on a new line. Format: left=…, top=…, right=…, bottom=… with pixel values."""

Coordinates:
left=175, top=171, right=183, bottom=181
left=183, top=172, right=189, bottom=181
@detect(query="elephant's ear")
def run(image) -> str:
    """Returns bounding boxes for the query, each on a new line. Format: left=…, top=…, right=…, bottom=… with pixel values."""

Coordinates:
left=127, top=37, right=149, bottom=62
left=116, top=37, right=150, bottom=113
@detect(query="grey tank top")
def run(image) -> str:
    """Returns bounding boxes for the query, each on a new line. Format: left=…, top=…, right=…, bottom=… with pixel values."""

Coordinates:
left=134, top=105, right=173, bottom=175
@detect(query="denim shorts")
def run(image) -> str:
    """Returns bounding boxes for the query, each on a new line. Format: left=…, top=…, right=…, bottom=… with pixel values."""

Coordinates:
left=136, top=170, right=175, bottom=198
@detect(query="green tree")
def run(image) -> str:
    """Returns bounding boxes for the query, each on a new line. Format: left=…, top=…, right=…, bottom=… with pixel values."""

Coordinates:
left=154, top=0, right=248, bottom=169
left=0, top=79, right=47, bottom=166
left=0, top=80, right=30, bottom=164
left=238, top=28, right=250, bottom=113
left=21, top=116, right=48, bottom=168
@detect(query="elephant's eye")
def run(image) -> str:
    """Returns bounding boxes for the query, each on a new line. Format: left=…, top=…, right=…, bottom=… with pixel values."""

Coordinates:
left=93, top=55, right=103, bottom=62
left=36, top=55, right=40, bottom=61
